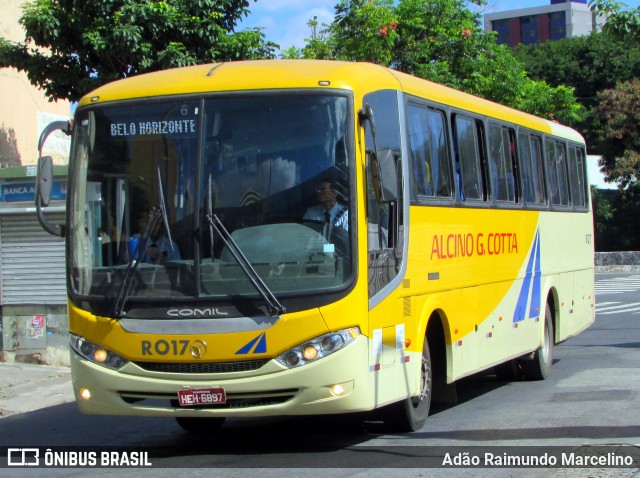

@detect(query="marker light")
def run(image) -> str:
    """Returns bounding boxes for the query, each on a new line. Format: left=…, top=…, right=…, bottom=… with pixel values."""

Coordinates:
left=70, top=334, right=128, bottom=370
left=276, top=327, right=360, bottom=369
left=79, top=388, right=92, bottom=400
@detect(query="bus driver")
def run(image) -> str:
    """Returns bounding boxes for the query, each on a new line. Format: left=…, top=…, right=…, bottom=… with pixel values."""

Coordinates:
left=303, top=178, right=349, bottom=241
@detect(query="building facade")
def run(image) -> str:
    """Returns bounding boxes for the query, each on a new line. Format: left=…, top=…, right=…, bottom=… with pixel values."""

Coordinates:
left=0, top=0, right=70, bottom=359
left=484, top=0, right=606, bottom=47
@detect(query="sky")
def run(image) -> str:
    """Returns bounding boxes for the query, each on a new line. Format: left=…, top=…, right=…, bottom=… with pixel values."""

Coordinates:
left=239, top=0, right=640, bottom=51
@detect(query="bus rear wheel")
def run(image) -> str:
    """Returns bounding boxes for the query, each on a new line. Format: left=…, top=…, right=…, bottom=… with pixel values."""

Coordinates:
left=175, top=416, right=226, bottom=433
left=521, top=304, right=553, bottom=380
left=383, top=338, right=432, bottom=432
left=494, top=359, right=522, bottom=381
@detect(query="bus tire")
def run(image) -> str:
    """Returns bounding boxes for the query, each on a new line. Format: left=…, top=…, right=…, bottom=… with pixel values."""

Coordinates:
left=175, top=416, right=226, bottom=433
left=383, top=337, right=432, bottom=432
left=521, top=304, right=553, bottom=380
left=494, top=359, right=522, bottom=381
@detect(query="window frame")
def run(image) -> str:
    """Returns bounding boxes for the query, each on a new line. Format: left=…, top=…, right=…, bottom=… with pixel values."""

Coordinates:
left=453, top=113, right=489, bottom=205
left=517, top=129, right=547, bottom=208
left=545, top=138, right=571, bottom=208
left=399, top=95, right=589, bottom=214
left=405, top=100, right=455, bottom=205
left=487, top=121, right=519, bottom=205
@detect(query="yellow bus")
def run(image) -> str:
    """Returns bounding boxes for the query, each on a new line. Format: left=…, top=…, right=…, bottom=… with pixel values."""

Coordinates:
left=36, top=60, right=595, bottom=432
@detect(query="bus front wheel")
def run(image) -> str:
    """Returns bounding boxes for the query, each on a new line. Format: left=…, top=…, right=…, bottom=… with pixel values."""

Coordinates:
left=382, top=337, right=432, bottom=432
left=521, top=304, right=553, bottom=380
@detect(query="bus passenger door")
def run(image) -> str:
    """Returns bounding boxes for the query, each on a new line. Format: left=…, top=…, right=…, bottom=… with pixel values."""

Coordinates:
left=362, top=90, right=415, bottom=403
left=362, top=91, right=405, bottom=302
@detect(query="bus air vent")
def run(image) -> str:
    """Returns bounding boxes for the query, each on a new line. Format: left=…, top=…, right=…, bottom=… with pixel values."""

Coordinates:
left=133, top=359, right=269, bottom=374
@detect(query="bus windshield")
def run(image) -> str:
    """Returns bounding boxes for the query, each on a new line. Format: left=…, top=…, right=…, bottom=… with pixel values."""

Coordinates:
left=68, top=94, right=353, bottom=316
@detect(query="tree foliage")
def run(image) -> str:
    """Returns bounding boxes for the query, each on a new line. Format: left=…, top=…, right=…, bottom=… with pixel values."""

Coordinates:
left=585, top=1, right=640, bottom=193
left=514, top=32, right=640, bottom=151
left=514, top=33, right=640, bottom=108
left=591, top=186, right=614, bottom=241
left=283, top=0, right=583, bottom=124
left=592, top=186, right=640, bottom=251
left=592, top=79, right=640, bottom=190
left=0, top=0, right=277, bottom=102
left=589, top=0, right=640, bottom=43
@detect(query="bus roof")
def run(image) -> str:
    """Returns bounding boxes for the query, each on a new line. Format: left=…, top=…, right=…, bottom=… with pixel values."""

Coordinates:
left=78, top=60, right=584, bottom=143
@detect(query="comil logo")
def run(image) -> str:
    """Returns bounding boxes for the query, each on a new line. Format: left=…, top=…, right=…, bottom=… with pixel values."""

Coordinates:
left=8, top=448, right=39, bottom=466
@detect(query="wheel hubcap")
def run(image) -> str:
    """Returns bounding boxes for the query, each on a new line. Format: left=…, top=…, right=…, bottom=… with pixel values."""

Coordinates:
left=541, top=322, right=551, bottom=363
left=418, top=353, right=430, bottom=402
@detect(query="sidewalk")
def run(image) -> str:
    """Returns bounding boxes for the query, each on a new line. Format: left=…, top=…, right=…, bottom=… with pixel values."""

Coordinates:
left=0, top=361, right=75, bottom=418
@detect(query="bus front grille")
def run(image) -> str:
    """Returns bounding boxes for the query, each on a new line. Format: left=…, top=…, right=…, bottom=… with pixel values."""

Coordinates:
left=133, top=359, right=269, bottom=374
left=118, top=389, right=298, bottom=409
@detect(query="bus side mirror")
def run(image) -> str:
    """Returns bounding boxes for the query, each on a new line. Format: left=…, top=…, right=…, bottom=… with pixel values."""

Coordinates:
left=37, top=155, right=53, bottom=207
left=36, top=155, right=64, bottom=237
left=36, top=120, right=69, bottom=237
left=371, top=149, right=398, bottom=203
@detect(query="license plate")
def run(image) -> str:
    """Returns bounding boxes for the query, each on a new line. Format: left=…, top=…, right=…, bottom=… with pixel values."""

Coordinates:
left=177, top=388, right=226, bottom=407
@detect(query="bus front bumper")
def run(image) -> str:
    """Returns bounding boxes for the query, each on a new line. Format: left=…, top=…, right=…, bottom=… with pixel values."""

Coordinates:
left=70, top=336, right=377, bottom=418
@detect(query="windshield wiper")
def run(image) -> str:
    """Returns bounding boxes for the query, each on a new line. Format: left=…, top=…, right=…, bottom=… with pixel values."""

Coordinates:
left=112, top=208, right=162, bottom=318
left=206, top=176, right=286, bottom=316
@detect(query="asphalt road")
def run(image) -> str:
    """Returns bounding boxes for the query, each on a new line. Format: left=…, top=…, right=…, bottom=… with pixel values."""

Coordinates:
left=1, top=272, right=639, bottom=477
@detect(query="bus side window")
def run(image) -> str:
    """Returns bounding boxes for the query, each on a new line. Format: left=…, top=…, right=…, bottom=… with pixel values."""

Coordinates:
left=407, top=104, right=453, bottom=201
left=530, top=135, right=546, bottom=204
left=545, top=139, right=559, bottom=205
left=508, top=128, right=519, bottom=202
left=488, top=123, right=516, bottom=203
left=555, top=142, right=570, bottom=205
left=454, top=115, right=484, bottom=201
left=568, top=145, right=587, bottom=208
left=407, top=103, right=431, bottom=199
left=475, top=120, right=489, bottom=201
left=546, top=139, right=570, bottom=206
left=518, top=132, right=534, bottom=203
left=428, top=109, right=453, bottom=198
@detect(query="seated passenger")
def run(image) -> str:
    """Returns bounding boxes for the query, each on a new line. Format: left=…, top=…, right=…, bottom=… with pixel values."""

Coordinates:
left=130, top=213, right=181, bottom=263
left=145, top=234, right=181, bottom=262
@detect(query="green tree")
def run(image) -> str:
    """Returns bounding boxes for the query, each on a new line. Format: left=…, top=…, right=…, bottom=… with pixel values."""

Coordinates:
left=0, top=0, right=277, bottom=102
left=592, top=185, right=640, bottom=251
left=591, top=186, right=615, bottom=251
left=514, top=32, right=640, bottom=148
left=592, top=78, right=640, bottom=190
left=285, top=0, right=583, bottom=124
left=589, top=0, right=640, bottom=43
left=514, top=33, right=640, bottom=109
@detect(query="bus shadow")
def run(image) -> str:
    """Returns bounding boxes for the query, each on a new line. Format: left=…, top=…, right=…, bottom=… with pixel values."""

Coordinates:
left=0, top=361, right=561, bottom=453
left=597, top=341, right=640, bottom=349
left=429, top=370, right=509, bottom=415
left=0, top=401, right=379, bottom=450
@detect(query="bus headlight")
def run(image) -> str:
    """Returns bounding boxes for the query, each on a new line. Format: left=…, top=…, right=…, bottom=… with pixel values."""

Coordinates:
left=70, top=334, right=128, bottom=370
left=276, top=327, right=360, bottom=369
